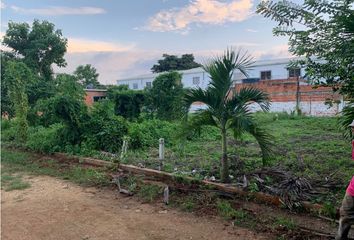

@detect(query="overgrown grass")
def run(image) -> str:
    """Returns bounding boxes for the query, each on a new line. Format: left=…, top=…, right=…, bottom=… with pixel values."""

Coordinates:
left=1, top=173, right=31, bottom=191
left=123, top=113, right=353, bottom=205
left=1, top=148, right=110, bottom=187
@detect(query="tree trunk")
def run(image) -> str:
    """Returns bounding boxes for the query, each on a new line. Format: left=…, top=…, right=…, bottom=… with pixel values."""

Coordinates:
left=221, top=127, right=230, bottom=183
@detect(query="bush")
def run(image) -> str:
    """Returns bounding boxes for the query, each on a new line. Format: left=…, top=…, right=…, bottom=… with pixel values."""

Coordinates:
left=128, top=119, right=179, bottom=149
left=1, top=119, right=18, bottom=142
left=26, top=123, right=65, bottom=153
left=83, top=101, right=128, bottom=153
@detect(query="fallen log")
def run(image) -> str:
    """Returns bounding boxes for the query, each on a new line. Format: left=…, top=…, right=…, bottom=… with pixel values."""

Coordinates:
left=52, top=152, right=325, bottom=215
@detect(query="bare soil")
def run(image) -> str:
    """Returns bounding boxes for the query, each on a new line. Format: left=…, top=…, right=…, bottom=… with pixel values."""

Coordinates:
left=1, top=175, right=271, bottom=240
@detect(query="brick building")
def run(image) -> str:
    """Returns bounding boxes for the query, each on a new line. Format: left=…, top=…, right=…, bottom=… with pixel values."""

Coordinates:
left=84, top=89, right=107, bottom=106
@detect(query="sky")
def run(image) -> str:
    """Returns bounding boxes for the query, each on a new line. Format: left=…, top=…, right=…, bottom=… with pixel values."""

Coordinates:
left=1, top=0, right=294, bottom=84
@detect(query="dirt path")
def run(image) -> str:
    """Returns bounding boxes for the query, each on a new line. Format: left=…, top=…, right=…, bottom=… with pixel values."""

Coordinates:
left=1, top=175, right=270, bottom=240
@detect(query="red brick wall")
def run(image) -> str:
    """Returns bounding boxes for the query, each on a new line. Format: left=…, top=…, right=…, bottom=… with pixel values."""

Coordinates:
left=234, top=78, right=341, bottom=102
left=84, top=91, right=107, bottom=106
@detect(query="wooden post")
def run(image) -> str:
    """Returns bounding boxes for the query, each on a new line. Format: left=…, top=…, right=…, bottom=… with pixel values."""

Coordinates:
left=163, top=186, right=169, bottom=205
left=120, top=138, right=128, bottom=160
left=159, top=138, right=165, bottom=171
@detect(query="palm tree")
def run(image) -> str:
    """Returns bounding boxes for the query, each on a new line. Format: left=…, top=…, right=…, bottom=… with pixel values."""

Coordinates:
left=184, top=49, right=273, bottom=183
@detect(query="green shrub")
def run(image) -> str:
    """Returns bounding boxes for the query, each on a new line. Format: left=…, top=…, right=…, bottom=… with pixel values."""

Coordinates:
left=26, top=123, right=64, bottom=153
left=83, top=101, right=128, bottom=153
left=128, top=119, right=179, bottom=149
left=1, top=119, right=18, bottom=142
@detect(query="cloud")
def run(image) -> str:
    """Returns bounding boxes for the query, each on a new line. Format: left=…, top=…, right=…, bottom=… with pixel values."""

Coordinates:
left=67, top=38, right=135, bottom=53
left=55, top=50, right=161, bottom=85
left=1, top=1, right=5, bottom=9
left=11, top=6, right=106, bottom=16
left=144, top=0, right=253, bottom=33
left=253, top=44, right=293, bottom=60
left=246, top=28, right=258, bottom=33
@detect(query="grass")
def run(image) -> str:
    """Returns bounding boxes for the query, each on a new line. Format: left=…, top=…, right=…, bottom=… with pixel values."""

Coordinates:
left=1, top=173, right=31, bottom=191
left=1, top=148, right=110, bottom=187
left=273, top=216, right=297, bottom=230
left=122, top=113, right=353, bottom=205
left=137, top=184, right=162, bottom=203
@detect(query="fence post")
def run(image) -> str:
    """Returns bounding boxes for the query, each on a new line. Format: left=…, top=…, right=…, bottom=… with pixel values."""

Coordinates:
left=159, top=138, right=165, bottom=171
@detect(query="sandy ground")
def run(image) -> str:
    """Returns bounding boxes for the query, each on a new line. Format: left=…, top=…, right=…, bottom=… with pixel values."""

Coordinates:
left=1, top=175, right=270, bottom=240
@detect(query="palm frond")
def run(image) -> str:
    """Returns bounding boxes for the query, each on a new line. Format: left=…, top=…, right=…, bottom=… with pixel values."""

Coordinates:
left=228, top=87, right=271, bottom=112
left=203, top=48, right=254, bottom=105
left=247, top=122, right=274, bottom=166
left=184, top=87, right=217, bottom=109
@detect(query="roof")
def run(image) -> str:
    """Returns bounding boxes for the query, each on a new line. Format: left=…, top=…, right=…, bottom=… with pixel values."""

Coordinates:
left=84, top=89, right=107, bottom=92
left=116, top=57, right=306, bottom=83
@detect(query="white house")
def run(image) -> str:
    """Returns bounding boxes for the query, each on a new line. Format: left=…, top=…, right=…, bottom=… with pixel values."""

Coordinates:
left=116, top=57, right=343, bottom=116
left=116, top=57, right=306, bottom=90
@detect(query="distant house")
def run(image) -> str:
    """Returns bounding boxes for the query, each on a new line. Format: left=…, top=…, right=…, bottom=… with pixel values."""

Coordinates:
left=84, top=89, right=107, bottom=106
left=116, top=58, right=344, bottom=116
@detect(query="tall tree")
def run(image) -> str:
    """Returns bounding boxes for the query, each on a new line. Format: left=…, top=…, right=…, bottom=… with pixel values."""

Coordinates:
left=184, top=49, right=273, bottom=183
left=257, top=0, right=354, bottom=137
left=151, top=54, right=201, bottom=73
left=73, top=64, right=101, bottom=88
left=3, top=20, right=67, bottom=80
left=146, top=71, right=186, bottom=120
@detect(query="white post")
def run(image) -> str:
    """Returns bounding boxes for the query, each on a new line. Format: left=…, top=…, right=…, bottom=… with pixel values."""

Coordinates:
left=159, top=138, right=165, bottom=171
left=120, top=139, right=128, bottom=160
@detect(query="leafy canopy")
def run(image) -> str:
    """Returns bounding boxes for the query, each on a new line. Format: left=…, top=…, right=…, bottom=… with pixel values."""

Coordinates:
left=145, top=71, right=186, bottom=120
left=74, top=64, right=101, bottom=89
left=257, top=0, right=354, bottom=138
left=151, top=54, right=201, bottom=73
left=3, top=20, right=67, bottom=80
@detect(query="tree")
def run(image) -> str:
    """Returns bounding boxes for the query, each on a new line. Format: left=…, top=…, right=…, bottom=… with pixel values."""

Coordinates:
left=145, top=71, right=186, bottom=120
left=151, top=54, right=201, bottom=73
left=34, top=73, right=87, bottom=144
left=4, top=61, right=33, bottom=142
left=3, top=20, right=67, bottom=80
left=184, top=49, right=273, bottom=183
left=73, top=64, right=101, bottom=88
left=257, top=0, right=354, bottom=137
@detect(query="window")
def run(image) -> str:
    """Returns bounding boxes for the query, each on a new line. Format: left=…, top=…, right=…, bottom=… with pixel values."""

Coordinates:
left=260, top=71, right=271, bottom=80
left=93, top=96, right=106, bottom=102
left=288, top=68, right=301, bottom=78
left=192, top=76, right=200, bottom=85
left=146, top=82, right=152, bottom=88
left=133, top=83, right=138, bottom=89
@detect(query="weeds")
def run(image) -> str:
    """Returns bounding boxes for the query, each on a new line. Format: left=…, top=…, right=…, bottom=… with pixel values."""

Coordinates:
left=1, top=174, right=31, bottom=191
left=137, top=184, right=162, bottom=203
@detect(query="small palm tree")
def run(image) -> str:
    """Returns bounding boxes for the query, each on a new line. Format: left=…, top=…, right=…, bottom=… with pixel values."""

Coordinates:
left=184, top=49, right=273, bottom=183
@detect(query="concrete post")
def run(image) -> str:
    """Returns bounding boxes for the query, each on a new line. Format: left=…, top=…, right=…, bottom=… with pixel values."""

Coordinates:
left=159, top=138, right=165, bottom=171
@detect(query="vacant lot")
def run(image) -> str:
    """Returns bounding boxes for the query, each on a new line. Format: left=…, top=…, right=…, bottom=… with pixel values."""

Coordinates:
left=2, top=174, right=269, bottom=240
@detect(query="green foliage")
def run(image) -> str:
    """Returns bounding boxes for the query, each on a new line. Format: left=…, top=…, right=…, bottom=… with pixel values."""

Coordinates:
left=83, top=100, right=128, bottom=153
left=108, top=87, right=145, bottom=120
left=74, top=64, right=101, bottom=89
left=273, top=217, right=297, bottom=230
left=3, top=20, right=67, bottom=80
left=26, top=123, right=65, bottom=153
left=257, top=0, right=354, bottom=96
left=137, top=184, right=162, bottom=202
left=145, top=71, right=186, bottom=120
left=216, top=200, right=244, bottom=220
left=4, top=61, right=32, bottom=142
left=128, top=119, right=179, bottom=149
left=338, top=101, right=354, bottom=140
left=184, top=48, right=273, bottom=182
left=151, top=53, right=201, bottom=73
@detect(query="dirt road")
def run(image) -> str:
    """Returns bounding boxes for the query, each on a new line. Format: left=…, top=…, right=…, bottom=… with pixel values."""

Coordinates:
left=1, top=175, right=269, bottom=240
